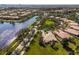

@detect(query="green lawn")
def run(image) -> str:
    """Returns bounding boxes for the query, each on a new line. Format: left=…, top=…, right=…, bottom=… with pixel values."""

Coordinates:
left=23, top=18, right=79, bottom=55
left=41, top=19, right=55, bottom=32
left=70, top=37, right=79, bottom=54
left=45, top=19, right=54, bottom=26
left=24, top=31, right=68, bottom=55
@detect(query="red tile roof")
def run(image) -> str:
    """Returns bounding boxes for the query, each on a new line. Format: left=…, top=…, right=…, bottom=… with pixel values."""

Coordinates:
left=65, top=28, right=79, bottom=35
left=54, top=30, right=71, bottom=39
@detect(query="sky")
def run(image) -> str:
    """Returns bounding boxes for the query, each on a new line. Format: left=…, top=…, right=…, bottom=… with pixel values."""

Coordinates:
left=0, top=0, right=79, bottom=4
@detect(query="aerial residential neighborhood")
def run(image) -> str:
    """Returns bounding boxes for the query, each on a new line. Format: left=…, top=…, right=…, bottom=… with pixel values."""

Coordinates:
left=0, top=5, right=79, bottom=55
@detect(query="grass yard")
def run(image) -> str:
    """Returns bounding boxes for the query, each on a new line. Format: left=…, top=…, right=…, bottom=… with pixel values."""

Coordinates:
left=45, top=19, right=54, bottom=26
left=24, top=31, right=68, bottom=55
left=41, top=19, right=55, bottom=32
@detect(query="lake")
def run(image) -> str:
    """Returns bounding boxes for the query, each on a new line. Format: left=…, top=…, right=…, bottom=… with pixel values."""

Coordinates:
left=0, top=16, right=38, bottom=48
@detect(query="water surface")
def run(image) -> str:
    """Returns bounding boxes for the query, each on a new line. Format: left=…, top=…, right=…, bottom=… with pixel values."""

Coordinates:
left=0, top=16, right=38, bottom=48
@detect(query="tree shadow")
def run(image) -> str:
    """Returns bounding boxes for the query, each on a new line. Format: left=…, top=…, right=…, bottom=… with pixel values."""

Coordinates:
left=62, top=39, right=75, bottom=55
left=51, top=41, right=59, bottom=51
left=23, top=47, right=30, bottom=52
left=39, top=39, right=46, bottom=48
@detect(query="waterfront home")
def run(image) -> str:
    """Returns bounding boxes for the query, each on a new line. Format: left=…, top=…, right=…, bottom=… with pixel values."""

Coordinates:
left=41, top=31, right=57, bottom=43
left=9, top=12, right=17, bottom=15
left=20, top=12, right=31, bottom=17
left=0, top=16, right=19, bottom=20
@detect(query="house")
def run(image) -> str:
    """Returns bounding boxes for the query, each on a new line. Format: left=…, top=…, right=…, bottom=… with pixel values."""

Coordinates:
left=70, top=25, right=79, bottom=30
left=64, top=28, right=79, bottom=36
left=41, top=30, right=57, bottom=43
left=55, top=17, right=60, bottom=19
left=69, top=22, right=79, bottom=26
left=49, top=16, right=54, bottom=18
left=54, top=30, right=71, bottom=40
left=60, top=18, right=74, bottom=23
